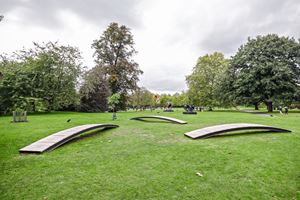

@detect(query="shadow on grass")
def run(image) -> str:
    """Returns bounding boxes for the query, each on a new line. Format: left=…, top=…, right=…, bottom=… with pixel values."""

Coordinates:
left=58, top=127, right=115, bottom=148
left=209, top=130, right=290, bottom=139
left=131, top=119, right=177, bottom=124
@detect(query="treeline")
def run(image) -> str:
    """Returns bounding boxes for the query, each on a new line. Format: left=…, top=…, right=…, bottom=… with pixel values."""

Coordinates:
left=1, top=23, right=300, bottom=113
left=0, top=23, right=143, bottom=114
left=0, top=42, right=82, bottom=113
left=186, top=34, right=300, bottom=112
left=128, top=88, right=187, bottom=109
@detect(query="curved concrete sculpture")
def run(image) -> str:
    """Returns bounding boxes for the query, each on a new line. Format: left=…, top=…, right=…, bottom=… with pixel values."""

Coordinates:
left=130, top=116, right=187, bottom=124
left=184, top=123, right=291, bottom=139
left=19, top=124, right=118, bottom=154
left=243, top=110, right=273, bottom=117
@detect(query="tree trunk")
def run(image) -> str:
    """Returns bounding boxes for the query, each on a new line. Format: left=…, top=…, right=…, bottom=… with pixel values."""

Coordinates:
left=254, top=102, right=259, bottom=110
left=47, top=98, right=55, bottom=112
left=12, top=111, right=16, bottom=123
left=32, top=101, right=36, bottom=112
left=112, top=107, right=117, bottom=120
left=47, top=104, right=52, bottom=112
left=24, top=111, right=27, bottom=122
left=266, top=101, right=273, bottom=112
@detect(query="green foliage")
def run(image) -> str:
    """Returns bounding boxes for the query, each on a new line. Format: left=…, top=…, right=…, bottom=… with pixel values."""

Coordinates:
left=0, top=42, right=83, bottom=113
left=79, top=66, right=110, bottom=112
left=107, top=93, right=121, bottom=111
left=159, top=94, right=173, bottom=107
left=128, top=91, right=188, bottom=109
left=0, top=57, right=40, bottom=112
left=223, top=34, right=300, bottom=112
left=172, top=92, right=188, bottom=106
left=30, top=42, right=82, bottom=111
left=128, top=87, right=155, bottom=108
left=92, top=22, right=143, bottom=109
left=108, top=93, right=120, bottom=120
left=186, top=52, right=229, bottom=108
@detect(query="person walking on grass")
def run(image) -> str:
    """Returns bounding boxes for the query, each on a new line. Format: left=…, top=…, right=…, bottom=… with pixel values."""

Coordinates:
left=278, top=106, right=283, bottom=114
left=284, top=106, right=289, bottom=115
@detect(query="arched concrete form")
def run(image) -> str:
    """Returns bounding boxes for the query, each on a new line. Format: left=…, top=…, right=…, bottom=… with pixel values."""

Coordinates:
left=184, top=123, right=291, bottom=139
left=243, top=110, right=273, bottom=117
left=130, top=116, right=187, bottom=124
left=19, top=124, right=118, bottom=154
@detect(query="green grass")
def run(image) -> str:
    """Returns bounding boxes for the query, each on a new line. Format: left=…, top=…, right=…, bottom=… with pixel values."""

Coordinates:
left=0, top=110, right=299, bottom=200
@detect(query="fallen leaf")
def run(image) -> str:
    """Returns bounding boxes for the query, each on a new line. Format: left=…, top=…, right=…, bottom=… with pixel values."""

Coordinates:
left=196, top=172, right=203, bottom=177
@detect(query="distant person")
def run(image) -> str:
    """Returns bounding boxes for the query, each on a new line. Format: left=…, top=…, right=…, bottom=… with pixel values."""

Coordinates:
left=278, top=106, right=283, bottom=114
left=201, top=106, right=204, bottom=112
left=284, top=106, right=288, bottom=115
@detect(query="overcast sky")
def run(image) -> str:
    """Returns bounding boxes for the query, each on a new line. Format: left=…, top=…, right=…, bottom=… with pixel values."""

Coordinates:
left=1, top=0, right=300, bottom=94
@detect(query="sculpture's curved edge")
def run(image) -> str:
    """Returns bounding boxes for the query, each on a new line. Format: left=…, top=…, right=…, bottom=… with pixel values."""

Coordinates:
left=46, top=124, right=119, bottom=152
left=130, top=116, right=187, bottom=124
left=19, top=124, right=119, bottom=154
left=184, top=124, right=291, bottom=139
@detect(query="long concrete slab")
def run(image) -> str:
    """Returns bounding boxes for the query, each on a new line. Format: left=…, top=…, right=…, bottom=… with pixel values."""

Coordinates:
left=184, top=123, right=291, bottom=139
left=130, top=116, right=187, bottom=124
left=19, top=124, right=118, bottom=154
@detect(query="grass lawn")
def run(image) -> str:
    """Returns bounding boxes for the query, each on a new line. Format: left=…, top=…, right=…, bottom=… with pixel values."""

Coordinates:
left=0, top=110, right=299, bottom=200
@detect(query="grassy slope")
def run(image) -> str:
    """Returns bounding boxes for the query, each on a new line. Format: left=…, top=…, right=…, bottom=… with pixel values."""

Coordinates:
left=0, top=110, right=299, bottom=200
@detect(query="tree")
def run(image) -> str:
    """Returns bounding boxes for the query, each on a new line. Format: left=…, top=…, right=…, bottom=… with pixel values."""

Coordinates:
left=159, top=94, right=173, bottom=107
left=108, top=93, right=120, bottom=120
left=0, top=58, right=35, bottom=113
left=172, top=92, right=188, bottom=107
left=186, top=52, right=229, bottom=109
left=224, top=34, right=300, bottom=112
left=128, top=87, right=155, bottom=110
left=28, top=42, right=82, bottom=111
left=92, top=22, right=143, bottom=110
left=0, top=42, right=83, bottom=112
left=79, top=66, right=110, bottom=112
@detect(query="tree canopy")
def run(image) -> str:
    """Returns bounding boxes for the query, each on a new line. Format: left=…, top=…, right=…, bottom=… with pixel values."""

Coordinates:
left=0, top=42, right=82, bottom=113
left=223, top=34, right=300, bottom=112
left=186, top=52, right=229, bottom=108
left=79, top=66, right=110, bottom=112
left=92, top=22, right=143, bottom=109
left=1, top=29, right=300, bottom=113
left=128, top=87, right=155, bottom=109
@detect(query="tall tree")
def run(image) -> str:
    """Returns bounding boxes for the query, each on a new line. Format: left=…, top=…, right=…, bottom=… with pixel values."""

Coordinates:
left=29, top=42, right=82, bottom=111
left=92, top=22, right=143, bottom=109
left=224, top=34, right=300, bottom=112
left=186, top=52, right=229, bottom=109
left=79, top=66, right=110, bottom=112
